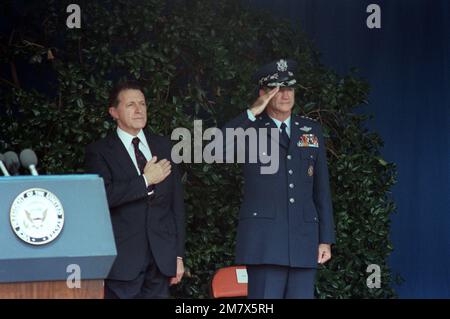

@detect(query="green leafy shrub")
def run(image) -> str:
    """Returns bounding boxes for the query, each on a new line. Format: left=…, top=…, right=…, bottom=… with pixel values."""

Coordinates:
left=0, top=0, right=397, bottom=298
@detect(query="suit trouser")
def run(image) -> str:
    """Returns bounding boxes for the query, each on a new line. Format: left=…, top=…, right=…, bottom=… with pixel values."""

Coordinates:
left=246, top=265, right=317, bottom=299
left=104, top=246, right=170, bottom=299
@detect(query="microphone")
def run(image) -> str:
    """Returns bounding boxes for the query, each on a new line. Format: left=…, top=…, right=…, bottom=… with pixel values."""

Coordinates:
left=0, top=153, right=10, bottom=176
left=3, top=151, right=20, bottom=175
left=19, top=149, right=39, bottom=176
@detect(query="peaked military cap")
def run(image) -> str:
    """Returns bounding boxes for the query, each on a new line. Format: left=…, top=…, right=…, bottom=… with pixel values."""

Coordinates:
left=253, top=58, right=298, bottom=88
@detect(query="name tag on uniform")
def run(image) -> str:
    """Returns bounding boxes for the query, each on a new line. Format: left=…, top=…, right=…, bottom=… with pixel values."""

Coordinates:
left=298, top=134, right=319, bottom=148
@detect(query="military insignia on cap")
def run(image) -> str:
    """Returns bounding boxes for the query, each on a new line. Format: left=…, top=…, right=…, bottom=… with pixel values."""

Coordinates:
left=277, top=59, right=288, bottom=72
left=255, top=59, right=297, bottom=88
left=300, top=126, right=312, bottom=132
left=308, top=165, right=314, bottom=176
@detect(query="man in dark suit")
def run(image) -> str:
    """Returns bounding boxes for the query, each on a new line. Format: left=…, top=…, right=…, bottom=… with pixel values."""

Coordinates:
left=85, top=81, right=185, bottom=299
left=223, top=59, right=335, bottom=298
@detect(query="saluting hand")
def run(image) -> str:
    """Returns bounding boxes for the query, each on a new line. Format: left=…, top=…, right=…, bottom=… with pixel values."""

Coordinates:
left=143, top=156, right=171, bottom=185
left=249, top=86, right=279, bottom=116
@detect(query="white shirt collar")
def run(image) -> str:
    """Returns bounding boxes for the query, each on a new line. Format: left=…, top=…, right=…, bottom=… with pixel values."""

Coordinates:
left=270, top=116, right=291, bottom=130
left=116, top=127, right=149, bottom=150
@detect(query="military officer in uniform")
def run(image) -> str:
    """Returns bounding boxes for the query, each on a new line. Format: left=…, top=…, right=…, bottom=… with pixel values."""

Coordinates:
left=223, top=59, right=335, bottom=298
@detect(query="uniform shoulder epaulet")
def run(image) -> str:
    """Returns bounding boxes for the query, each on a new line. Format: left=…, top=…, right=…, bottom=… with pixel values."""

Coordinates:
left=300, top=115, right=317, bottom=122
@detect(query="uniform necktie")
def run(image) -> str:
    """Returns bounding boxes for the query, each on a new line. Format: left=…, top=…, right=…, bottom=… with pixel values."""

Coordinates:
left=280, top=122, right=290, bottom=146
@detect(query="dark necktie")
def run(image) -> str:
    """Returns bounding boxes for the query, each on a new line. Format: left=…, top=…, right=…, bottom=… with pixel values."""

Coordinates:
left=132, top=137, right=147, bottom=174
left=132, top=137, right=154, bottom=194
left=280, top=122, right=290, bottom=147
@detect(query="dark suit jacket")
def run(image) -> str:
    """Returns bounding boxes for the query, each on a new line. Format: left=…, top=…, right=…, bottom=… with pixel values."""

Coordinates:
left=85, top=129, right=185, bottom=280
left=223, top=111, right=335, bottom=268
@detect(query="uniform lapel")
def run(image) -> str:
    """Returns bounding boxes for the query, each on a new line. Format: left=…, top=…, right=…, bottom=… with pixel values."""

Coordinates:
left=258, top=112, right=289, bottom=150
left=289, top=114, right=302, bottom=151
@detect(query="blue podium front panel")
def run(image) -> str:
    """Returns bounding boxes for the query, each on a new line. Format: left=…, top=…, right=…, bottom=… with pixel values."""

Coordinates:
left=0, top=175, right=117, bottom=283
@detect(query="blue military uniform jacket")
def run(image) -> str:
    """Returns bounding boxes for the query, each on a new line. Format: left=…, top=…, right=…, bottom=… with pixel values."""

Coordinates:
left=224, top=111, right=335, bottom=268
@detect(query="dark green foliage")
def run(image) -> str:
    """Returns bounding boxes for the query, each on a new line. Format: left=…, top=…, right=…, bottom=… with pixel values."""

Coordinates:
left=0, top=0, right=397, bottom=298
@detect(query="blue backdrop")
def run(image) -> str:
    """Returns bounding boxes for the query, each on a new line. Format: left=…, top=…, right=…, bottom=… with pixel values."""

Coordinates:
left=1, top=0, right=448, bottom=298
left=247, top=0, right=450, bottom=298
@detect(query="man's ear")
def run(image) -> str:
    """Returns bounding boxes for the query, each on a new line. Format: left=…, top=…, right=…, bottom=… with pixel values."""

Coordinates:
left=108, top=107, right=117, bottom=120
left=258, top=88, right=266, bottom=97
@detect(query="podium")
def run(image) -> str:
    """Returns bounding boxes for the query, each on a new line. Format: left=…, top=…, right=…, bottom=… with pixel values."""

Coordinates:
left=0, top=175, right=117, bottom=299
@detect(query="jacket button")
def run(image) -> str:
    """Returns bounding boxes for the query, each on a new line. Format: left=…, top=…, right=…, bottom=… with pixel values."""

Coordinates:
left=287, top=155, right=292, bottom=160
left=253, top=212, right=258, bottom=216
left=314, top=217, right=318, bottom=221
left=288, top=169, right=293, bottom=175
left=289, top=198, right=295, bottom=204
left=289, top=183, right=294, bottom=189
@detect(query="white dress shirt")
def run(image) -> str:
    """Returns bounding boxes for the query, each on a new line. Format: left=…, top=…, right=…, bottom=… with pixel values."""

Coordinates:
left=247, top=109, right=291, bottom=137
left=116, top=127, right=153, bottom=187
